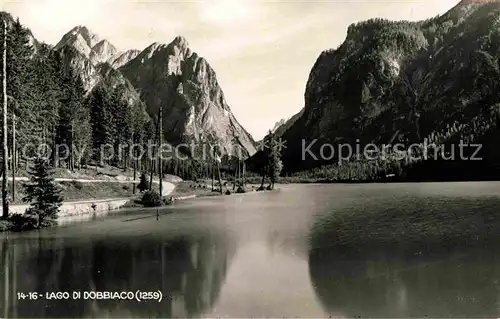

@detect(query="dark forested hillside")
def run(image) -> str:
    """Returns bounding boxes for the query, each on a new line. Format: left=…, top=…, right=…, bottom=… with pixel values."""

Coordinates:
left=119, top=37, right=256, bottom=157
left=0, top=12, right=257, bottom=185
left=0, top=12, right=155, bottom=172
left=273, top=0, right=500, bottom=181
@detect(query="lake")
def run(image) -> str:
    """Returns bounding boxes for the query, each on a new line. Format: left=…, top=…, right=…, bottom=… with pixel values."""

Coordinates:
left=2, top=182, right=500, bottom=318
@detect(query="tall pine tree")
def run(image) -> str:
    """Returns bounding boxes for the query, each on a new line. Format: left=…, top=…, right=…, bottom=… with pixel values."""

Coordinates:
left=22, top=157, right=63, bottom=228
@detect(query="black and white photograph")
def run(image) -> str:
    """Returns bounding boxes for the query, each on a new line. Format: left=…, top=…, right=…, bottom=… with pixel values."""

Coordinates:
left=1, top=0, right=500, bottom=317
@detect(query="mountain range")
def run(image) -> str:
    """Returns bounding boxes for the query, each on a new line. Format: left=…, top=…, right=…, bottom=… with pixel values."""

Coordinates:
left=268, top=0, right=500, bottom=178
left=5, top=0, right=500, bottom=181
left=52, top=25, right=256, bottom=157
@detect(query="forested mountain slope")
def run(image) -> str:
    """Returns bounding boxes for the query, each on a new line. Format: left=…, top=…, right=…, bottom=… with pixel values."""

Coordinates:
left=276, top=0, right=500, bottom=180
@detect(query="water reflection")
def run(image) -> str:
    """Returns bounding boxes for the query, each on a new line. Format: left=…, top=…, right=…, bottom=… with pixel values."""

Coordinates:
left=0, top=233, right=234, bottom=318
left=308, top=222, right=500, bottom=318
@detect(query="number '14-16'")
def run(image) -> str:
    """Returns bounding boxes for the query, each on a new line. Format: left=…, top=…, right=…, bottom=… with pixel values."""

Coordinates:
left=17, top=292, right=38, bottom=300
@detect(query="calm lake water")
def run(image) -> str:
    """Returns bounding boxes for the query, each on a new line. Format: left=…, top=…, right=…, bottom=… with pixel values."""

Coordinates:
left=2, top=182, right=500, bottom=318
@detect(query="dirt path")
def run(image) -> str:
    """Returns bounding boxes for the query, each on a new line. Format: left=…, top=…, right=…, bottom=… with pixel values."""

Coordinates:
left=7, top=178, right=176, bottom=209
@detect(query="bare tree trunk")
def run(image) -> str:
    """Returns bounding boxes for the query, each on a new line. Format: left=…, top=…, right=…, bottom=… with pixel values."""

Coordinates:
left=2, top=20, right=8, bottom=218
left=52, top=126, right=57, bottom=168
left=211, top=161, right=214, bottom=191
left=217, top=160, right=223, bottom=194
left=70, top=121, right=74, bottom=172
left=133, top=142, right=137, bottom=195
left=181, top=160, right=184, bottom=180
left=149, top=149, right=154, bottom=191
left=243, top=161, right=246, bottom=186
left=159, top=107, right=163, bottom=197
left=237, top=160, right=241, bottom=186
left=11, top=102, right=15, bottom=201
left=232, top=163, right=236, bottom=191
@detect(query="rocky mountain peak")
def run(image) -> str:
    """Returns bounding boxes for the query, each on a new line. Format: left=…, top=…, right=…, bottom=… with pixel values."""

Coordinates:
left=56, top=25, right=101, bottom=51
left=119, top=36, right=256, bottom=156
left=272, top=119, right=286, bottom=133
left=90, top=39, right=118, bottom=64
left=110, top=49, right=140, bottom=68
left=166, top=35, right=192, bottom=61
left=171, top=35, right=189, bottom=49
left=54, top=25, right=145, bottom=99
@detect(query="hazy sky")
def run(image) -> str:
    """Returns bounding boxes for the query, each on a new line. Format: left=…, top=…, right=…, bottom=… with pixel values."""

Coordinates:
left=2, top=0, right=460, bottom=140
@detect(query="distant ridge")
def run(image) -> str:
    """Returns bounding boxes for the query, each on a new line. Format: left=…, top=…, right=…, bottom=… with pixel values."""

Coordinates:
left=459, top=0, right=500, bottom=4
left=119, top=35, right=257, bottom=156
left=271, top=0, right=500, bottom=177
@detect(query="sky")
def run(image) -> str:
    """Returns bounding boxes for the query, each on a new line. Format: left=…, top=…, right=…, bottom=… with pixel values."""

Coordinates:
left=1, top=0, right=460, bottom=141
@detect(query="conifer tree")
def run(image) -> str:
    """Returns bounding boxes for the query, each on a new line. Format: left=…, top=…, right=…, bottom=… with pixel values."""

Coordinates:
left=22, top=157, right=63, bottom=228
left=137, top=172, right=149, bottom=193
left=266, top=132, right=283, bottom=190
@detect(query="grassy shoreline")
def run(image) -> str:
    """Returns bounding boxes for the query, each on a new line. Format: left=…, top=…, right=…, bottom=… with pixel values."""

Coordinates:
left=245, top=175, right=500, bottom=184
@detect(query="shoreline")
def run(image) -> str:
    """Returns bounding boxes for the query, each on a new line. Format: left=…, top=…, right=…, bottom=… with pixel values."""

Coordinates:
left=0, top=180, right=267, bottom=232
left=0, top=178, right=176, bottom=232
left=5, top=178, right=494, bottom=233
left=260, top=177, right=500, bottom=185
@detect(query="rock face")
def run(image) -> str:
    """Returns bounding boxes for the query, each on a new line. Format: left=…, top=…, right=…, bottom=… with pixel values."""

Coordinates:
left=272, top=109, right=304, bottom=137
left=90, top=39, right=118, bottom=64
left=54, top=26, right=150, bottom=130
left=56, top=43, right=102, bottom=91
left=272, top=119, right=286, bottom=133
left=54, top=27, right=255, bottom=158
left=54, top=26, right=127, bottom=91
left=110, top=49, right=140, bottom=68
left=119, top=36, right=256, bottom=156
left=55, top=26, right=119, bottom=65
left=278, top=0, right=500, bottom=172
left=255, top=109, right=303, bottom=149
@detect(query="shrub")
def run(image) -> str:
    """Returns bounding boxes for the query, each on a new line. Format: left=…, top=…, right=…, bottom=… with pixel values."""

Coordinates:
left=162, top=197, right=174, bottom=206
left=236, top=186, right=246, bottom=194
left=0, top=219, right=13, bottom=232
left=225, top=189, right=231, bottom=195
left=122, top=199, right=143, bottom=208
left=137, top=173, right=149, bottom=193
left=257, top=186, right=266, bottom=191
left=71, top=181, right=83, bottom=190
left=141, top=190, right=163, bottom=207
left=7, top=214, right=38, bottom=232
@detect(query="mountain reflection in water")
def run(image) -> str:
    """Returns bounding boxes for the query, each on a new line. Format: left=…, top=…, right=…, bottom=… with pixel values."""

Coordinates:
left=308, top=190, right=500, bottom=318
left=3, top=183, right=500, bottom=317
left=1, top=233, right=234, bottom=318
